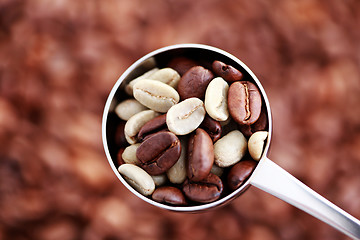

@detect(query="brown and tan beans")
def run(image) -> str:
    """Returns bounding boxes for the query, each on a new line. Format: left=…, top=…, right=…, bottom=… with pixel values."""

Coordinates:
left=166, top=137, right=187, bottom=184
left=113, top=58, right=268, bottom=206
left=124, top=110, right=159, bottom=144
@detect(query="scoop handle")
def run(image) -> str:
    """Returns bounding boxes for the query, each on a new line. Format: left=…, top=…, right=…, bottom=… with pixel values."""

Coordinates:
left=249, top=157, right=360, bottom=239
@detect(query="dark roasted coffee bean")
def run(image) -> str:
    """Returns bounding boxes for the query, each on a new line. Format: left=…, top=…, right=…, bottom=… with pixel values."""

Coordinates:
left=136, top=132, right=181, bottom=175
left=199, top=115, right=222, bottom=142
left=138, top=114, right=167, bottom=141
left=227, top=159, right=257, bottom=191
left=183, top=173, right=223, bottom=203
left=141, top=129, right=169, bottom=142
left=177, top=66, right=214, bottom=100
left=212, top=60, right=243, bottom=82
left=239, top=106, right=268, bottom=137
left=115, top=121, right=128, bottom=147
left=167, top=57, right=198, bottom=76
left=152, top=186, right=187, bottom=205
left=228, top=81, right=262, bottom=125
left=187, top=128, right=214, bottom=181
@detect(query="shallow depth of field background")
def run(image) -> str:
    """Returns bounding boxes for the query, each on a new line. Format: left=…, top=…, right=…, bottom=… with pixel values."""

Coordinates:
left=1, top=0, right=360, bottom=239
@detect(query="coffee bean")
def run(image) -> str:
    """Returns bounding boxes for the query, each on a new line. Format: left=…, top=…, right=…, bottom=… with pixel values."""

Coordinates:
left=124, top=110, right=159, bottom=144
left=122, top=143, right=141, bottom=165
left=115, top=99, right=148, bottom=121
left=252, top=107, right=268, bottom=131
left=136, top=132, right=181, bottom=175
left=167, top=137, right=187, bottom=184
left=187, top=128, right=214, bottom=181
left=116, top=148, right=125, bottom=166
left=138, top=114, right=167, bottom=141
left=152, top=186, right=187, bottom=205
left=248, top=131, right=268, bottom=161
left=151, top=174, right=168, bottom=187
left=166, top=97, right=206, bottom=135
left=148, top=68, right=181, bottom=88
left=228, top=81, right=262, bottom=125
left=220, top=117, right=238, bottom=136
left=133, top=79, right=180, bottom=113
left=125, top=68, right=159, bottom=95
left=214, top=130, right=247, bottom=167
left=118, top=164, right=155, bottom=196
left=238, top=106, right=267, bottom=137
left=227, top=159, right=257, bottom=191
left=113, top=57, right=268, bottom=207
left=183, top=173, right=223, bottom=203
left=114, top=121, right=128, bottom=147
left=210, top=164, right=224, bottom=177
left=199, top=115, right=222, bottom=142
left=167, top=57, right=198, bottom=76
left=204, top=77, right=229, bottom=121
left=177, top=66, right=214, bottom=100
left=212, top=60, right=243, bottom=82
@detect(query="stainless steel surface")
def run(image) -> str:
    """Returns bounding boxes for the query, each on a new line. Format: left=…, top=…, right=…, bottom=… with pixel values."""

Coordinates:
left=102, top=43, right=360, bottom=238
left=250, top=157, right=360, bottom=239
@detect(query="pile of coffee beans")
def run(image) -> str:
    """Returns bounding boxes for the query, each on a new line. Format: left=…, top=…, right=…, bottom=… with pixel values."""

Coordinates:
left=113, top=58, right=268, bottom=206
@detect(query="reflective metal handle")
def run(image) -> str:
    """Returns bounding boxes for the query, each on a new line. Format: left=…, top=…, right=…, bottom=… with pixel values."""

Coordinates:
left=250, top=157, right=360, bottom=239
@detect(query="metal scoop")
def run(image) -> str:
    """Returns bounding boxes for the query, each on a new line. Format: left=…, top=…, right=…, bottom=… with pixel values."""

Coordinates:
left=102, top=44, right=360, bottom=239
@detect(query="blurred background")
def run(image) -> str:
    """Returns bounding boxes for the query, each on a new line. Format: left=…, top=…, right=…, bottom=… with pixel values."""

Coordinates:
left=1, top=0, right=360, bottom=239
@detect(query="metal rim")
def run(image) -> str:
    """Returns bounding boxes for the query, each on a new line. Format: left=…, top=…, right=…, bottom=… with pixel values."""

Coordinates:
left=102, top=43, right=273, bottom=212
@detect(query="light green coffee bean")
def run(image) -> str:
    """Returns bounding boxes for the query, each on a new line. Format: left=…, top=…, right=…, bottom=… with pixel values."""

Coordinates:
left=214, top=130, right=247, bottom=167
left=118, top=164, right=155, bottom=196
left=149, top=68, right=181, bottom=88
left=115, top=99, right=147, bottom=121
left=248, top=131, right=268, bottom=161
left=166, top=98, right=206, bottom=135
left=125, top=68, right=159, bottom=95
left=124, top=110, right=159, bottom=144
left=166, top=137, right=187, bottom=184
left=151, top=174, right=167, bottom=187
left=204, top=77, right=229, bottom=121
left=133, top=79, right=180, bottom=113
left=122, top=144, right=141, bottom=165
